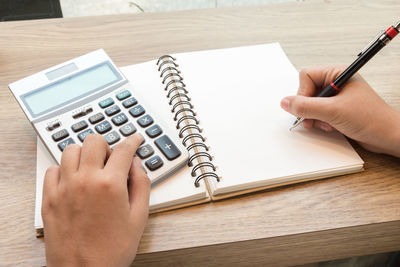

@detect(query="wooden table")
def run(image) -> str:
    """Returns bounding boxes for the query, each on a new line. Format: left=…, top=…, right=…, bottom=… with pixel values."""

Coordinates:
left=1, top=0, right=400, bottom=266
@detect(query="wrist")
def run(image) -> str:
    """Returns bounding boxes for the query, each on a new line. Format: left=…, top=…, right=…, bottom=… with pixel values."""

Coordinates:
left=379, top=109, right=400, bottom=158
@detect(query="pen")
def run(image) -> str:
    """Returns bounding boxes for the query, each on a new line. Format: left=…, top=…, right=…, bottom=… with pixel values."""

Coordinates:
left=290, top=20, right=400, bottom=131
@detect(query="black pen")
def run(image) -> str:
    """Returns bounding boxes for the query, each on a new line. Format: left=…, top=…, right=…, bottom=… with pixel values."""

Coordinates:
left=290, top=20, right=400, bottom=130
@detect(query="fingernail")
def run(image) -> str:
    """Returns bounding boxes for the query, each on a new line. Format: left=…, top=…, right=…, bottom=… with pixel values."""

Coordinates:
left=281, top=98, right=290, bottom=111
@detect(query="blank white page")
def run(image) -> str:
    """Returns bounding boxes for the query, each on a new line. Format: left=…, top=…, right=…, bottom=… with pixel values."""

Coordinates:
left=172, top=43, right=363, bottom=195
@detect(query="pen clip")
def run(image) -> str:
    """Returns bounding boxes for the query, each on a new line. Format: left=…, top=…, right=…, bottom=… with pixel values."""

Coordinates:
left=358, top=30, right=384, bottom=56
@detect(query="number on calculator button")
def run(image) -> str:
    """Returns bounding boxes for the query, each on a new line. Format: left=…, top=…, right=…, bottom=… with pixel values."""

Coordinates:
left=137, top=144, right=155, bottom=159
left=119, top=122, right=137, bottom=136
left=104, top=131, right=120, bottom=145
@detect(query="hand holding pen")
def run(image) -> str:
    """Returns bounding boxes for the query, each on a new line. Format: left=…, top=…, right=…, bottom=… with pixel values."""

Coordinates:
left=289, top=21, right=400, bottom=130
left=280, top=21, right=400, bottom=158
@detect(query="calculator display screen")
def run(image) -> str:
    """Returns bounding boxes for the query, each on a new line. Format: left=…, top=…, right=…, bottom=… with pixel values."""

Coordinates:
left=22, top=62, right=122, bottom=117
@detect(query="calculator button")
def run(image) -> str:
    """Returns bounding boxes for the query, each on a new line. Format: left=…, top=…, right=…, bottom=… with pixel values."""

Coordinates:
left=77, top=128, right=94, bottom=142
left=137, top=114, right=153, bottom=128
left=98, top=97, right=114, bottom=108
left=155, top=135, right=182, bottom=160
left=52, top=129, right=69, bottom=142
left=122, top=97, right=138, bottom=108
left=145, top=155, right=163, bottom=171
left=137, top=144, right=155, bottom=159
left=105, top=105, right=121, bottom=116
left=95, top=120, right=112, bottom=134
left=145, top=124, right=162, bottom=138
left=71, top=120, right=88, bottom=133
left=111, top=113, right=128, bottom=126
left=58, top=137, right=75, bottom=151
left=119, top=123, right=137, bottom=136
left=116, top=90, right=131, bottom=101
left=89, top=113, right=105, bottom=124
left=104, top=131, right=120, bottom=145
left=129, top=105, right=145, bottom=117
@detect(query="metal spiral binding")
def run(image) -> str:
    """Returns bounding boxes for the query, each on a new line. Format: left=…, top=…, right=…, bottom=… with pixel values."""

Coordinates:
left=157, top=55, right=220, bottom=187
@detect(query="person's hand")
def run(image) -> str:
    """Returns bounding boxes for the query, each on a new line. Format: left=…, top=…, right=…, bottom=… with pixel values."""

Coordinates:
left=280, top=65, right=400, bottom=157
left=42, top=133, right=150, bottom=267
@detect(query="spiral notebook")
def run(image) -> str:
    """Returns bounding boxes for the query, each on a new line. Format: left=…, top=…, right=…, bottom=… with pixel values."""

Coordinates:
left=35, top=43, right=364, bottom=235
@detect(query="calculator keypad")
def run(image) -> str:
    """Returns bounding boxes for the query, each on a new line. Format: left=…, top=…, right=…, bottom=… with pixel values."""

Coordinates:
left=44, top=87, right=186, bottom=182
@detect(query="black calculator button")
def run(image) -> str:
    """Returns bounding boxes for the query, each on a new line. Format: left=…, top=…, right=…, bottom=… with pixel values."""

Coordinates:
left=129, top=105, right=145, bottom=117
left=71, top=120, right=88, bottom=133
left=95, top=120, right=112, bottom=134
left=116, top=90, right=131, bottom=101
left=145, top=124, right=162, bottom=138
left=105, top=105, right=121, bottom=116
left=111, top=113, right=128, bottom=126
left=78, top=128, right=94, bottom=142
left=122, top=97, right=137, bottom=108
left=98, top=97, right=114, bottom=108
left=89, top=112, right=105, bottom=124
left=155, top=135, right=182, bottom=160
left=137, top=144, right=155, bottom=159
left=58, top=137, right=75, bottom=151
left=119, top=123, right=137, bottom=136
left=137, top=114, right=153, bottom=128
left=52, top=129, right=69, bottom=142
left=104, top=131, right=120, bottom=145
left=145, top=155, right=163, bottom=171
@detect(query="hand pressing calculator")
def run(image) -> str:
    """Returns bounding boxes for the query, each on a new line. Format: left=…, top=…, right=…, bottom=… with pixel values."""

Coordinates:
left=9, top=49, right=188, bottom=183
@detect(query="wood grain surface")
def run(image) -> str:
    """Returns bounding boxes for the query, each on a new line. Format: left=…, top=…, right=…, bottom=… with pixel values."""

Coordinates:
left=1, top=0, right=400, bottom=266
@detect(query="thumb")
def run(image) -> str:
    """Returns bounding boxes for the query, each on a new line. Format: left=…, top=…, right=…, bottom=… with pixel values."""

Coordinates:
left=128, top=157, right=151, bottom=220
left=281, top=95, right=334, bottom=122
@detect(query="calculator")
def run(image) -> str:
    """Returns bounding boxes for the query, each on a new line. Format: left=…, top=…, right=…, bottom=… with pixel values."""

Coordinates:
left=9, top=49, right=188, bottom=183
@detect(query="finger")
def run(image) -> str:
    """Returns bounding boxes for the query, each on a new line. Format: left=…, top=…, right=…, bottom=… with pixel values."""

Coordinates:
left=128, top=157, right=150, bottom=219
left=60, top=144, right=81, bottom=174
left=302, top=119, right=314, bottom=129
left=80, top=134, right=109, bottom=170
left=297, top=66, right=346, bottom=96
left=42, top=165, right=60, bottom=207
left=314, top=120, right=335, bottom=132
left=105, top=134, right=143, bottom=180
left=281, top=95, right=334, bottom=122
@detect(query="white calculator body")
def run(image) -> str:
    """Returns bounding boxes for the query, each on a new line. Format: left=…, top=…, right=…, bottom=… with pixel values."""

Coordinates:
left=9, top=49, right=188, bottom=183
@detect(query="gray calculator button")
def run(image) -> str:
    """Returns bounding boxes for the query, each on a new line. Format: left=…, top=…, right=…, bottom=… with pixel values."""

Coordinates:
left=122, top=97, right=137, bottom=108
left=155, top=135, right=181, bottom=160
left=137, top=114, right=153, bottom=128
left=95, top=120, right=112, bottom=134
left=71, top=120, right=88, bottom=132
left=145, top=155, right=163, bottom=171
left=111, top=113, right=128, bottom=126
left=129, top=105, right=145, bottom=117
left=105, top=105, right=121, bottom=116
left=104, top=131, right=120, bottom=145
left=119, top=123, right=137, bottom=136
left=137, top=144, right=154, bottom=159
left=78, top=128, right=94, bottom=142
left=89, top=112, right=105, bottom=124
left=58, top=137, right=75, bottom=151
left=52, top=129, right=69, bottom=142
left=145, top=124, right=162, bottom=138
